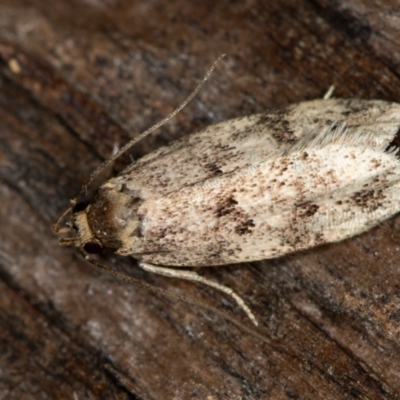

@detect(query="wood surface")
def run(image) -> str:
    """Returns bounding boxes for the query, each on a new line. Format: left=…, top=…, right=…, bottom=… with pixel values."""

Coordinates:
left=1, top=0, right=400, bottom=398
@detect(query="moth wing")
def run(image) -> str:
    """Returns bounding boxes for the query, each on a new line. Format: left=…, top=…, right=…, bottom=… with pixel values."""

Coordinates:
left=290, top=98, right=400, bottom=151
left=113, top=99, right=400, bottom=199
left=141, top=120, right=400, bottom=266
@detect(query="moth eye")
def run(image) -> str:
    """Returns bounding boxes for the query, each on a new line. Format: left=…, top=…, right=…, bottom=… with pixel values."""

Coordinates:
left=73, top=201, right=90, bottom=213
left=83, top=242, right=104, bottom=254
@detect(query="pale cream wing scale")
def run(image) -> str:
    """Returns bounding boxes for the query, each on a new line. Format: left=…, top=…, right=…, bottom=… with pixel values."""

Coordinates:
left=88, top=99, right=400, bottom=267
left=138, top=124, right=400, bottom=266
left=114, top=99, right=400, bottom=198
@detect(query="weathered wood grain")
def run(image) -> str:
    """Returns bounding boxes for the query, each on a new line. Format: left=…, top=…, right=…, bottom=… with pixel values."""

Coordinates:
left=1, top=1, right=400, bottom=398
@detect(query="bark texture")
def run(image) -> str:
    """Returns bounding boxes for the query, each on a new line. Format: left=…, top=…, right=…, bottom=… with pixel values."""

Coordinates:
left=1, top=1, right=400, bottom=399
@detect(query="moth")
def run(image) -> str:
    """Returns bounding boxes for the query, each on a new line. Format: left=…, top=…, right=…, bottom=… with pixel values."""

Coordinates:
left=53, top=58, right=400, bottom=326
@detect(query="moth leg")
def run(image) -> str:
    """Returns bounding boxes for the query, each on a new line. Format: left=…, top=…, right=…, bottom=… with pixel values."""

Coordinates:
left=323, top=85, right=335, bottom=100
left=139, top=262, right=258, bottom=326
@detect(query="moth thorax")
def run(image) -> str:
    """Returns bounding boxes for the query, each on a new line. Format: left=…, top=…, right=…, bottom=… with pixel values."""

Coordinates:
left=84, top=186, right=144, bottom=254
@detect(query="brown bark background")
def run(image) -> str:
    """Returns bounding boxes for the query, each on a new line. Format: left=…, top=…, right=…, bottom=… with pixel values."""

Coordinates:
left=1, top=1, right=400, bottom=399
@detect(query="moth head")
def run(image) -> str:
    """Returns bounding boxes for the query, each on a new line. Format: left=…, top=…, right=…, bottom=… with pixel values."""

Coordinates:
left=53, top=186, right=145, bottom=256
left=54, top=200, right=105, bottom=255
left=72, top=201, right=106, bottom=254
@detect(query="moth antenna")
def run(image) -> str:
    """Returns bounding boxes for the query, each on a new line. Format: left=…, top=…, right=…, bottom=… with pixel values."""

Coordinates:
left=85, top=256, right=269, bottom=344
left=72, top=54, right=227, bottom=203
